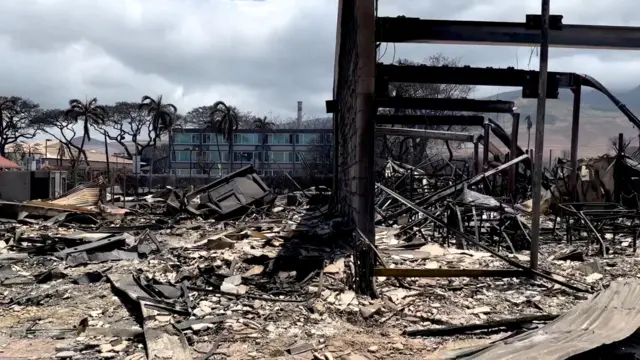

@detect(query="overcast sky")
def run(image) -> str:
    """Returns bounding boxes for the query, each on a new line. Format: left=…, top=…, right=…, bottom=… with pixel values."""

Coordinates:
left=1, top=0, right=640, bottom=120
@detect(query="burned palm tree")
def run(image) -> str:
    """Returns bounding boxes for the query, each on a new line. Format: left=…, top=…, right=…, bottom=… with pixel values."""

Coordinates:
left=139, top=95, right=177, bottom=186
left=252, top=116, right=275, bottom=171
left=210, top=101, right=238, bottom=173
left=65, top=98, right=107, bottom=180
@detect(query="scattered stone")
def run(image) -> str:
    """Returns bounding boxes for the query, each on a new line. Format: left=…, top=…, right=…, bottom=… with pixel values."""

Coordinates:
left=204, top=236, right=235, bottom=250
left=55, top=351, right=77, bottom=359
left=425, top=261, right=439, bottom=269
left=191, top=323, right=212, bottom=331
left=337, top=291, right=355, bottom=310
left=360, top=304, right=381, bottom=319
left=155, top=315, right=172, bottom=322
left=310, top=301, right=326, bottom=314
left=54, top=344, right=74, bottom=352
left=586, top=273, right=604, bottom=283
left=392, top=343, right=404, bottom=350
left=418, top=243, right=447, bottom=256
left=367, top=345, right=379, bottom=353
left=243, top=265, right=264, bottom=277
left=323, top=258, right=345, bottom=273
left=111, top=341, right=128, bottom=352
left=100, top=343, right=113, bottom=353
left=224, top=275, right=242, bottom=286
left=467, top=306, right=491, bottom=314
left=100, top=353, right=118, bottom=359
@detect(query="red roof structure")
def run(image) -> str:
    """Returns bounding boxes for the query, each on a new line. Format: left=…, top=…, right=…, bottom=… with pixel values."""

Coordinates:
left=0, top=155, right=22, bottom=169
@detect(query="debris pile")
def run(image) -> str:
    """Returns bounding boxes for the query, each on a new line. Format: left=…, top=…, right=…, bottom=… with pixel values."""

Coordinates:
left=2, top=160, right=640, bottom=359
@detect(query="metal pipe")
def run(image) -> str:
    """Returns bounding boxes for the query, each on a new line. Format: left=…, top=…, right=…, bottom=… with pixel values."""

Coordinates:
left=473, top=142, right=480, bottom=175
left=508, top=113, right=520, bottom=193
left=530, top=0, right=551, bottom=273
left=375, top=115, right=485, bottom=127
left=375, top=98, right=515, bottom=113
left=375, top=127, right=476, bottom=142
left=569, top=82, right=582, bottom=200
left=482, top=119, right=491, bottom=169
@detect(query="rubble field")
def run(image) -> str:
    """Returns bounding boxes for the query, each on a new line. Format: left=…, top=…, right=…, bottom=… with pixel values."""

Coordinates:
left=0, top=165, right=638, bottom=360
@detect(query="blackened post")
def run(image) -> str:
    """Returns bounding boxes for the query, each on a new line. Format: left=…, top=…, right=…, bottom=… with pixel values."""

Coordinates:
left=508, top=113, right=520, bottom=194
left=530, top=0, right=551, bottom=272
left=615, top=133, right=624, bottom=204
left=548, top=149, right=552, bottom=169
left=483, top=119, right=491, bottom=169
left=473, top=141, right=480, bottom=175
left=569, top=81, right=581, bottom=201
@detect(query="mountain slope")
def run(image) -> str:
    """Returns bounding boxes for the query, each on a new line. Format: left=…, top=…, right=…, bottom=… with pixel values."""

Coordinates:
left=481, top=86, right=638, bottom=155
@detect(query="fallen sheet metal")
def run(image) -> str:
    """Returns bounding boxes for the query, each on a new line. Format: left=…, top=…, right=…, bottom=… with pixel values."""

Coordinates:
left=140, top=300, right=192, bottom=360
left=453, top=279, right=640, bottom=360
left=109, top=274, right=192, bottom=360
left=186, top=165, right=275, bottom=217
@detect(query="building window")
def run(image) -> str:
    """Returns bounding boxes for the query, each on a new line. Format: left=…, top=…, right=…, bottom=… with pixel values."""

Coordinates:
left=325, top=134, right=332, bottom=145
left=233, top=133, right=259, bottom=145
left=233, top=152, right=254, bottom=162
left=174, top=133, right=200, bottom=144
left=172, top=169, right=200, bottom=177
left=269, top=151, right=293, bottom=163
left=172, top=151, right=194, bottom=162
left=199, top=151, right=228, bottom=163
left=267, top=133, right=293, bottom=145
left=296, top=133, right=322, bottom=145
left=208, top=167, right=228, bottom=177
left=203, top=133, right=227, bottom=144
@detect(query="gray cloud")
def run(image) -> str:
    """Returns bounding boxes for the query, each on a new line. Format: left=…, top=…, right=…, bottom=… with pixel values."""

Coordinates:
left=0, top=0, right=639, bottom=118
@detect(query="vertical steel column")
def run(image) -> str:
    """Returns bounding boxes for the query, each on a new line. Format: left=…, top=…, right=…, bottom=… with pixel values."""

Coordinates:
left=354, top=0, right=377, bottom=296
left=569, top=81, right=582, bottom=201
left=482, top=119, right=491, bottom=169
left=530, top=0, right=551, bottom=272
left=473, top=141, right=480, bottom=175
left=508, top=113, right=520, bottom=194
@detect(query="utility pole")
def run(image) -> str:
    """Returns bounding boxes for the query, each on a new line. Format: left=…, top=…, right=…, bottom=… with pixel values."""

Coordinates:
left=530, top=0, right=551, bottom=272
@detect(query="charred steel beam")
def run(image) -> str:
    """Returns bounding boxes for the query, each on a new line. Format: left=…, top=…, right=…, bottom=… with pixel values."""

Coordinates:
left=375, top=115, right=485, bottom=127
left=375, top=127, right=476, bottom=142
left=373, top=268, right=526, bottom=278
left=376, top=98, right=515, bottom=113
left=376, top=16, right=640, bottom=50
left=377, top=64, right=572, bottom=97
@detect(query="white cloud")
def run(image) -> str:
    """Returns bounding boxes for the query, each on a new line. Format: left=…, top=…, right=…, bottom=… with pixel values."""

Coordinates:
left=0, top=0, right=639, bottom=120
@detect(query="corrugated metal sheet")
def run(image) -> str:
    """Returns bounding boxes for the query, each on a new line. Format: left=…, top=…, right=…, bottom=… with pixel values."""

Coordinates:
left=49, top=187, right=101, bottom=207
left=49, top=177, right=104, bottom=207
left=456, top=279, right=640, bottom=360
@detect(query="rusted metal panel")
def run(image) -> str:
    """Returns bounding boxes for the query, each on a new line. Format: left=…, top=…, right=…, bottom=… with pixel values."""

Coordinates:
left=458, top=279, right=640, bottom=360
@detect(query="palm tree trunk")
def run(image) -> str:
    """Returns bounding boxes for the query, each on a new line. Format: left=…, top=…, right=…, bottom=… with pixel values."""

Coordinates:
left=77, top=133, right=87, bottom=185
left=228, top=139, right=233, bottom=173
left=148, top=144, right=155, bottom=192
left=168, top=129, right=174, bottom=173
left=103, top=133, right=110, bottom=180
left=215, top=132, right=223, bottom=177
left=227, top=124, right=234, bottom=173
